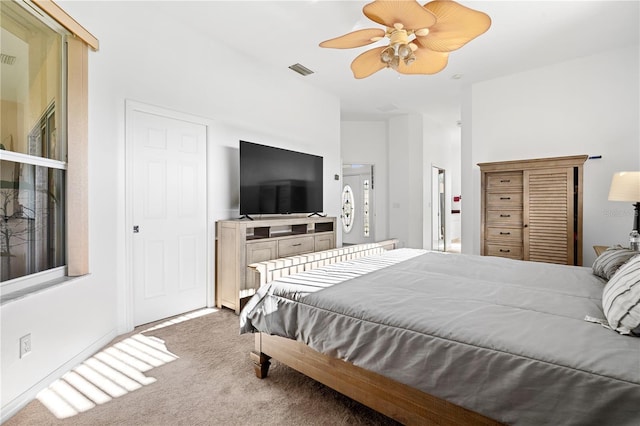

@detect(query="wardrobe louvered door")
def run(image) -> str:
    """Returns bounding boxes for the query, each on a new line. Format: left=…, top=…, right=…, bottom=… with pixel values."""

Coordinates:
left=479, top=155, right=586, bottom=266
left=523, top=168, right=574, bottom=265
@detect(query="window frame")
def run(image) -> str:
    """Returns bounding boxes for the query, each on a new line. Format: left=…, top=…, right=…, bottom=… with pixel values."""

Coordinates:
left=1, top=0, right=97, bottom=296
left=32, top=0, right=99, bottom=50
left=1, top=152, right=67, bottom=282
left=35, top=0, right=98, bottom=279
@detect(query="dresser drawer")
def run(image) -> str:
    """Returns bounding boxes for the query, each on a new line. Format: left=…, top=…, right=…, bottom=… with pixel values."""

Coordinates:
left=314, top=233, right=335, bottom=252
left=486, top=226, right=522, bottom=242
left=485, top=243, right=523, bottom=260
left=278, top=236, right=315, bottom=257
left=246, top=240, right=277, bottom=264
left=486, top=173, right=523, bottom=191
left=245, top=241, right=278, bottom=290
left=486, top=210, right=523, bottom=226
left=486, top=192, right=523, bottom=208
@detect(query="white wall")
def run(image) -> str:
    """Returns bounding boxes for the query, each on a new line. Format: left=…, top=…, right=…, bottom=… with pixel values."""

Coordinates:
left=388, top=115, right=424, bottom=248
left=461, top=46, right=640, bottom=265
left=341, top=121, right=389, bottom=242
left=1, top=2, right=341, bottom=419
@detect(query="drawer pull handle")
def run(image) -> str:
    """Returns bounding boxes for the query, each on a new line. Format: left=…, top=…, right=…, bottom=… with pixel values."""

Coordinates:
left=500, top=179, right=511, bottom=183
left=292, top=243, right=302, bottom=247
left=500, top=214, right=511, bottom=218
left=499, top=249, right=511, bottom=253
left=499, top=232, right=511, bottom=235
left=500, top=197, right=511, bottom=200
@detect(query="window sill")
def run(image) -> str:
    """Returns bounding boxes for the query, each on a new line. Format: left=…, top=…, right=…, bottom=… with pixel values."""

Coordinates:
left=1, top=275, right=88, bottom=306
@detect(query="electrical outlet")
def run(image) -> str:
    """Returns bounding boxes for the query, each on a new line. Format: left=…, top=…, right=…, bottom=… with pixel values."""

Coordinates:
left=19, top=334, right=31, bottom=358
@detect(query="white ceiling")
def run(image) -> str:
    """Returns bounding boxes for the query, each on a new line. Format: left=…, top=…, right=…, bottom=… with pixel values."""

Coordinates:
left=163, top=1, right=639, bottom=125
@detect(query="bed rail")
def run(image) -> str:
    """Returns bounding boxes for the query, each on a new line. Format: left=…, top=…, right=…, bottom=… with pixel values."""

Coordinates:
left=248, top=239, right=399, bottom=287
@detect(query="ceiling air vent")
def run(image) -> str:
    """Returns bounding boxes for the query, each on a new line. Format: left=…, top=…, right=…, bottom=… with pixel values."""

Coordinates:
left=288, top=63, right=314, bottom=76
left=1, top=54, right=17, bottom=65
left=377, top=103, right=398, bottom=113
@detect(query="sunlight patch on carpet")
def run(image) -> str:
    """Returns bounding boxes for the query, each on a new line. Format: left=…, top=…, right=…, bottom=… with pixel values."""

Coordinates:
left=36, top=308, right=219, bottom=419
left=142, top=307, right=218, bottom=332
left=36, top=334, right=178, bottom=419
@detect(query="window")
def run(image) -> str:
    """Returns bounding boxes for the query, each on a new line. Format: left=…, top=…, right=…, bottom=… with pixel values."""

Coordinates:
left=1, top=0, right=97, bottom=292
left=1, top=0, right=66, bottom=283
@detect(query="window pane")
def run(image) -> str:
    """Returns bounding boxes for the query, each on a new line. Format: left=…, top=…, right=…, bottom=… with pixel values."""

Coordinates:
left=1, top=160, right=65, bottom=281
left=1, top=1, right=63, bottom=161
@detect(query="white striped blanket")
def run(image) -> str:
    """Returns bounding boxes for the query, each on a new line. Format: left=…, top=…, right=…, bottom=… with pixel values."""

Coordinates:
left=240, top=248, right=427, bottom=331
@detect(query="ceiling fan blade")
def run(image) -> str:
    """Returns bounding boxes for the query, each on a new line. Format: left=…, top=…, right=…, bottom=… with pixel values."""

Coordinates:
left=363, top=0, right=436, bottom=30
left=350, top=46, right=387, bottom=79
left=418, top=0, right=491, bottom=52
left=397, top=46, right=449, bottom=75
left=320, top=28, right=386, bottom=49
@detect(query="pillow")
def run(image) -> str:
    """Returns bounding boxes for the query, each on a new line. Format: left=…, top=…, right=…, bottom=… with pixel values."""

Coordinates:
left=592, top=245, right=638, bottom=280
left=602, top=254, right=640, bottom=336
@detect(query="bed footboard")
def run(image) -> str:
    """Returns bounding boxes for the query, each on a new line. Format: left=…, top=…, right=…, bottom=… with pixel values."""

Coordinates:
left=253, top=333, right=501, bottom=426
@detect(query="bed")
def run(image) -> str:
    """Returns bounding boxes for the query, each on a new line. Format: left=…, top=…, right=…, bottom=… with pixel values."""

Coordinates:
left=239, top=243, right=640, bottom=425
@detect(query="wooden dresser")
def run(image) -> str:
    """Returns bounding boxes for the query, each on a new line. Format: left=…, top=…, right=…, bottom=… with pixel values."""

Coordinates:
left=479, top=155, right=587, bottom=266
left=216, top=216, right=336, bottom=313
left=483, top=171, right=524, bottom=260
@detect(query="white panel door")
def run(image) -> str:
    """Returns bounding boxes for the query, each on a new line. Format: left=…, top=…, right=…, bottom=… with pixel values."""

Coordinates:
left=132, top=111, right=207, bottom=326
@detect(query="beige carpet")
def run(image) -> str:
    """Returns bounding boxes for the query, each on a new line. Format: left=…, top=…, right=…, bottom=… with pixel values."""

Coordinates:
left=6, top=308, right=399, bottom=425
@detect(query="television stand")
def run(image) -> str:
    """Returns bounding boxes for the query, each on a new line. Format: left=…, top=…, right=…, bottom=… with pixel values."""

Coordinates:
left=308, top=212, right=327, bottom=218
left=239, top=214, right=254, bottom=221
left=216, top=216, right=336, bottom=313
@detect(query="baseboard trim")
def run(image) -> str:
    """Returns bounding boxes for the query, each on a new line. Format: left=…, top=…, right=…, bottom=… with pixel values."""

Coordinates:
left=1, top=328, right=118, bottom=423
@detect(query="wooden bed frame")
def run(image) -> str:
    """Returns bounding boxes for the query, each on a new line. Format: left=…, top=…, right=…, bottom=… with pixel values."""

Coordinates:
left=252, top=333, right=500, bottom=425
left=247, top=241, right=502, bottom=425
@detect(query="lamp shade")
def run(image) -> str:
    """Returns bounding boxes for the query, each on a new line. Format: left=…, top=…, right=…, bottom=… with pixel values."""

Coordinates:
left=608, top=172, right=640, bottom=202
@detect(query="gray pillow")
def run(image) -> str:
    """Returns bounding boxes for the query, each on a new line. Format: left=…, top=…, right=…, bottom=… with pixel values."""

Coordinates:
left=592, top=246, right=638, bottom=280
left=602, top=254, right=640, bottom=336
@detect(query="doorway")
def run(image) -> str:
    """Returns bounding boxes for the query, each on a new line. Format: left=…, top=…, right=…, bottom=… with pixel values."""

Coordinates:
left=125, top=101, right=209, bottom=328
left=342, top=164, right=374, bottom=245
left=431, top=166, right=446, bottom=252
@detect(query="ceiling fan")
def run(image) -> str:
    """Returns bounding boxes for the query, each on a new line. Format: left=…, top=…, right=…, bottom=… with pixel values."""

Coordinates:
left=319, top=0, right=491, bottom=79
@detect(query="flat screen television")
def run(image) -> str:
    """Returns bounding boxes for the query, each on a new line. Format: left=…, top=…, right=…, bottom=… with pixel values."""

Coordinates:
left=239, top=141, right=323, bottom=216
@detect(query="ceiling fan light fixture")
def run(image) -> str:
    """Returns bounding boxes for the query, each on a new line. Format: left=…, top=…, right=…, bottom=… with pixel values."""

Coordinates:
left=380, top=39, right=414, bottom=69
left=403, top=53, right=416, bottom=66
left=389, top=55, right=400, bottom=70
left=381, top=46, right=395, bottom=64
left=320, top=0, right=491, bottom=79
left=397, top=43, right=412, bottom=58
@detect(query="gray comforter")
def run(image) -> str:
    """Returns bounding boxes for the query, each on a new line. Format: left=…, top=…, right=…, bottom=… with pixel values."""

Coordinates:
left=240, top=249, right=640, bottom=425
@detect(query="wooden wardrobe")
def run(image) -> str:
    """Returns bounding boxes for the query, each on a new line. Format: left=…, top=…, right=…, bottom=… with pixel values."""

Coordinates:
left=479, top=155, right=588, bottom=266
